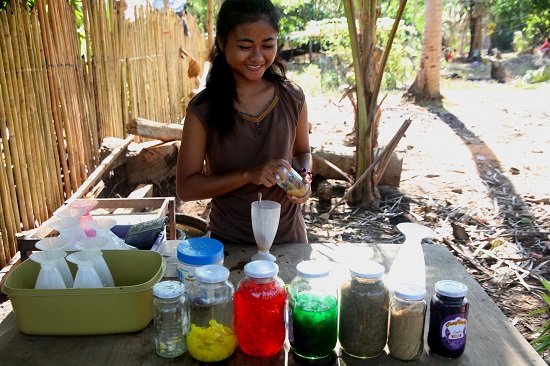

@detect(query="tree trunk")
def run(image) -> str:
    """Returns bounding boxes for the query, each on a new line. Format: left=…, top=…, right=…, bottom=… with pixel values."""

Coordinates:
left=344, top=0, right=408, bottom=208
left=407, top=0, right=443, bottom=99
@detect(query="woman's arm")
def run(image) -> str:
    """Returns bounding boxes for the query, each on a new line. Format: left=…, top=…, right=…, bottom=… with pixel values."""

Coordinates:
left=176, top=110, right=292, bottom=201
left=289, top=100, right=313, bottom=204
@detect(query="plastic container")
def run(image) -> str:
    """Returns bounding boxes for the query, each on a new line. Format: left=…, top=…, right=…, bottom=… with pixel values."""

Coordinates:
left=1, top=250, right=165, bottom=335
left=235, top=260, right=286, bottom=356
left=274, top=166, right=309, bottom=198
left=388, top=283, right=427, bottom=361
left=288, top=260, right=338, bottom=359
left=187, top=265, right=236, bottom=362
left=428, top=280, right=469, bottom=358
left=153, top=281, right=189, bottom=358
left=177, top=238, right=224, bottom=291
left=339, top=260, right=389, bottom=358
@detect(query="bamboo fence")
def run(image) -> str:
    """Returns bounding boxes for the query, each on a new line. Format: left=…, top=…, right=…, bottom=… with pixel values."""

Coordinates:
left=0, top=0, right=207, bottom=269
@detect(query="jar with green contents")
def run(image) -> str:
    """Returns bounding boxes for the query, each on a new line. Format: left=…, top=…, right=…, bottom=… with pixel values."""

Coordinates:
left=339, top=260, right=389, bottom=358
left=288, top=260, right=338, bottom=359
left=388, top=283, right=427, bottom=361
left=186, top=265, right=236, bottom=362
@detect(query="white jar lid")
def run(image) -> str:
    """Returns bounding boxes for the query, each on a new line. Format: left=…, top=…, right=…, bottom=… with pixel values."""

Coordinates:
left=349, top=260, right=385, bottom=278
left=244, top=260, right=279, bottom=278
left=195, top=264, right=230, bottom=283
left=394, top=283, right=426, bottom=301
left=153, top=280, right=184, bottom=298
left=296, top=260, right=330, bottom=278
left=435, top=280, right=468, bottom=297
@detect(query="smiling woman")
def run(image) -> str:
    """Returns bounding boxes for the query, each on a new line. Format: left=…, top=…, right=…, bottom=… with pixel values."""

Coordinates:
left=176, top=0, right=313, bottom=246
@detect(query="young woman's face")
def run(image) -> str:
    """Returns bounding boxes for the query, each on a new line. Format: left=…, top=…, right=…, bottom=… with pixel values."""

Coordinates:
left=220, top=19, right=278, bottom=83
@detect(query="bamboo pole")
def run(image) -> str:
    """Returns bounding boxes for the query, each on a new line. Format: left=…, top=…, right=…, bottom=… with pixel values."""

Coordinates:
left=0, top=18, right=23, bottom=232
left=16, top=4, right=47, bottom=223
left=2, top=11, right=32, bottom=229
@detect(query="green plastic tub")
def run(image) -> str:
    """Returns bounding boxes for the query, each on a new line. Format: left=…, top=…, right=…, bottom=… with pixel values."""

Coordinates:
left=1, top=250, right=165, bottom=335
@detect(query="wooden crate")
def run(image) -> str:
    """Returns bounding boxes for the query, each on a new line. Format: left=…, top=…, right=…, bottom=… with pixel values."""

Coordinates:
left=16, top=197, right=176, bottom=261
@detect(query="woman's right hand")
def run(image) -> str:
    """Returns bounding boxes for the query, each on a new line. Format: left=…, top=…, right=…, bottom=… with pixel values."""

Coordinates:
left=246, top=159, right=292, bottom=188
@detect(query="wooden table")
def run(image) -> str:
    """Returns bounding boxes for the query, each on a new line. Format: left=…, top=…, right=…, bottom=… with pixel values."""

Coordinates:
left=0, top=243, right=545, bottom=365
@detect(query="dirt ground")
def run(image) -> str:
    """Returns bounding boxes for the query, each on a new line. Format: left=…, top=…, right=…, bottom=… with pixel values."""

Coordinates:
left=1, top=53, right=549, bottom=359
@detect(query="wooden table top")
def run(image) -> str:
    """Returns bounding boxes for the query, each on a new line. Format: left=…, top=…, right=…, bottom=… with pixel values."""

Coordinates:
left=0, top=243, right=545, bottom=365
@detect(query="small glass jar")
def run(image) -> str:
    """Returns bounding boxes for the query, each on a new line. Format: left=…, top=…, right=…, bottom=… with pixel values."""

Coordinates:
left=152, top=281, right=188, bottom=358
left=177, top=238, right=224, bottom=292
left=274, top=166, right=309, bottom=198
left=288, top=260, right=338, bottom=359
left=339, top=260, right=389, bottom=358
left=388, top=283, right=427, bottom=361
left=428, top=280, right=469, bottom=358
left=186, top=265, right=236, bottom=362
left=236, top=260, right=286, bottom=356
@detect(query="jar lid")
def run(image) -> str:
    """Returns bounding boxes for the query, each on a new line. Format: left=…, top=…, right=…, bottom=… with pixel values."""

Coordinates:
left=435, top=280, right=468, bottom=297
left=296, top=260, right=330, bottom=278
left=244, top=260, right=279, bottom=278
left=177, top=238, right=224, bottom=265
left=153, top=280, right=184, bottom=298
left=195, top=264, right=230, bottom=283
left=394, top=283, right=426, bottom=300
left=349, top=260, right=384, bottom=278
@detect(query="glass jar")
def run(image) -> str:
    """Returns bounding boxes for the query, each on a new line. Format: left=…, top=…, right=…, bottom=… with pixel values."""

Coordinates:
left=274, top=166, right=309, bottom=198
left=339, top=260, right=389, bottom=358
left=288, top=260, right=338, bottom=359
left=236, top=260, right=286, bottom=356
left=177, top=238, right=224, bottom=292
left=152, top=281, right=188, bottom=358
left=427, top=280, right=469, bottom=358
left=186, top=265, right=236, bottom=362
left=388, top=283, right=427, bottom=361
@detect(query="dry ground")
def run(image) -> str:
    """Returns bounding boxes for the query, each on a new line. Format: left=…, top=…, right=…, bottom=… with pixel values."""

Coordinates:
left=1, top=53, right=549, bottom=360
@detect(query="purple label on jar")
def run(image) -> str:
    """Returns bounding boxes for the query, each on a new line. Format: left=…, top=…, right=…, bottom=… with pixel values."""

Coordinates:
left=439, top=314, right=467, bottom=351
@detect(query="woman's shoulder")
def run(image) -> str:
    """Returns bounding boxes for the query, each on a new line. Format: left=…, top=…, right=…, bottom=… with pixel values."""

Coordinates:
left=278, top=80, right=305, bottom=100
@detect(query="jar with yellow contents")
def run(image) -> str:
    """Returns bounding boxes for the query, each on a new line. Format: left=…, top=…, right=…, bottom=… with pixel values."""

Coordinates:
left=186, top=265, right=236, bottom=362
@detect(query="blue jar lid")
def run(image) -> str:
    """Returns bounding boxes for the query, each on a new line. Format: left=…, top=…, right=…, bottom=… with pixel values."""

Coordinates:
left=177, top=238, right=224, bottom=265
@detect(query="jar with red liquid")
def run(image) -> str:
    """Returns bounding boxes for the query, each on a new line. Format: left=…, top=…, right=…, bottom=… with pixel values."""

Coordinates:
left=235, top=260, right=286, bottom=356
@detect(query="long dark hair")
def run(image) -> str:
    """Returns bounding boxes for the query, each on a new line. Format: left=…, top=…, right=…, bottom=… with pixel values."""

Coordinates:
left=197, top=0, right=287, bottom=139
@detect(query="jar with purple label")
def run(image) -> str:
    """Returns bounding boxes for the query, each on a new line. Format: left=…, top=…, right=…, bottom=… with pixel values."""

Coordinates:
left=427, top=280, right=469, bottom=358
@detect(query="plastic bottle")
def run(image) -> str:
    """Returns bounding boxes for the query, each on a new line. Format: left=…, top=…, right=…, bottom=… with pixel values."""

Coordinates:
left=428, top=280, right=469, bottom=358
left=186, top=265, right=236, bottom=362
left=388, top=283, right=427, bottom=361
left=339, top=260, right=389, bottom=358
left=235, top=260, right=286, bottom=356
left=288, top=260, right=338, bottom=359
left=152, top=281, right=188, bottom=358
left=387, top=223, right=434, bottom=290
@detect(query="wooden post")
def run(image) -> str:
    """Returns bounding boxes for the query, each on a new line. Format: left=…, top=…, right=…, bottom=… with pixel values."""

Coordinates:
left=207, top=0, right=214, bottom=51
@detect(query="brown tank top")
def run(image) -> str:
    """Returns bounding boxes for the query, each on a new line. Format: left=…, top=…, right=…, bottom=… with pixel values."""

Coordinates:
left=187, top=81, right=307, bottom=244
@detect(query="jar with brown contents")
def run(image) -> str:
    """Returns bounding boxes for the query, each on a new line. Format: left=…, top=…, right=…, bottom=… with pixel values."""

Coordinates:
left=388, top=283, right=427, bottom=361
left=338, top=261, right=389, bottom=358
left=274, top=167, right=309, bottom=198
